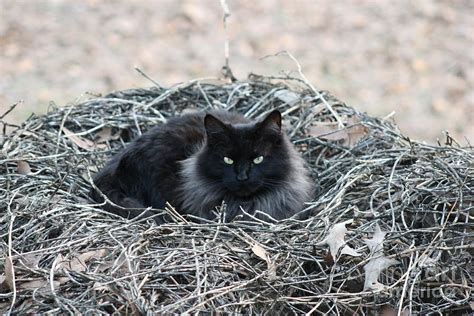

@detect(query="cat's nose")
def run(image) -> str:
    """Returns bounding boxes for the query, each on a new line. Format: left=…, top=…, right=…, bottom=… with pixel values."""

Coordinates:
left=236, top=170, right=249, bottom=182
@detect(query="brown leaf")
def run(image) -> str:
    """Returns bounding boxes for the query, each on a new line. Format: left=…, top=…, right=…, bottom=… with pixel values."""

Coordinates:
left=53, top=253, right=65, bottom=271
left=381, top=305, right=397, bottom=316
left=252, top=243, right=269, bottom=263
left=19, top=278, right=47, bottom=290
left=275, top=89, right=300, bottom=105
left=53, top=250, right=106, bottom=285
left=62, top=127, right=106, bottom=150
left=92, top=282, right=110, bottom=292
left=77, top=249, right=107, bottom=267
left=309, top=118, right=368, bottom=147
left=20, top=278, right=61, bottom=295
left=97, top=253, right=127, bottom=273
left=57, top=249, right=107, bottom=273
left=58, top=257, right=85, bottom=272
left=343, top=124, right=368, bottom=147
left=95, top=126, right=118, bottom=143
left=57, top=277, right=69, bottom=285
left=308, top=122, right=343, bottom=140
left=0, top=275, right=6, bottom=293
left=252, top=243, right=277, bottom=280
left=18, top=253, right=42, bottom=269
left=323, top=251, right=334, bottom=265
left=318, top=220, right=361, bottom=260
left=95, top=126, right=112, bottom=143
left=4, top=257, right=14, bottom=290
left=0, top=301, right=10, bottom=314
left=16, top=160, right=31, bottom=175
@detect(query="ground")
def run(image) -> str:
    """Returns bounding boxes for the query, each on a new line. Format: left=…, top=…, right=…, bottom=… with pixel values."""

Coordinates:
left=0, top=0, right=473, bottom=143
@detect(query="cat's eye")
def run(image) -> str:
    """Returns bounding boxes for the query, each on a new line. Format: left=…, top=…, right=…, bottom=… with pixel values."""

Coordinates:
left=223, top=157, right=234, bottom=165
left=253, top=156, right=264, bottom=164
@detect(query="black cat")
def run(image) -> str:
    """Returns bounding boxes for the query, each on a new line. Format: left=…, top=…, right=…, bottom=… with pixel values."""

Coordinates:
left=90, top=110, right=314, bottom=221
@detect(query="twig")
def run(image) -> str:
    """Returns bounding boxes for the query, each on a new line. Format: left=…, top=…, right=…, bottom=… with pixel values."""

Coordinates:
left=281, top=51, right=345, bottom=128
left=135, top=67, right=163, bottom=89
left=219, top=0, right=236, bottom=81
left=0, top=75, right=471, bottom=314
left=0, top=101, right=22, bottom=120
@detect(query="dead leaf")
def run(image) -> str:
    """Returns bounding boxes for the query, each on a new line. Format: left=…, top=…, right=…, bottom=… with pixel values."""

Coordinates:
left=363, top=257, right=399, bottom=290
left=252, top=243, right=269, bottom=263
left=57, top=249, right=107, bottom=273
left=309, top=118, right=368, bottom=147
left=0, top=275, right=7, bottom=293
left=18, top=253, right=42, bottom=269
left=97, top=253, right=127, bottom=273
left=95, top=127, right=120, bottom=144
left=16, top=160, right=31, bottom=175
left=363, top=224, right=399, bottom=291
left=252, top=243, right=276, bottom=279
left=76, top=249, right=107, bottom=267
left=380, top=305, right=397, bottom=316
left=14, top=196, right=29, bottom=206
left=95, top=126, right=112, bottom=143
left=92, top=282, right=110, bottom=292
left=312, top=103, right=325, bottom=113
left=49, top=254, right=68, bottom=285
left=53, top=253, right=65, bottom=271
left=20, top=278, right=60, bottom=295
left=0, top=301, right=10, bottom=314
left=317, top=220, right=361, bottom=260
left=53, top=250, right=106, bottom=285
left=275, top=89, right=300, bottom=105
left=4, top=257, right=14, bottom=290
left=62, top=127, right=106, bottom=151
left=58, top=254, right=88, bottom=272
left=57, top=277, right=69, bottom=285
left=308, top=122, right=341, bottom=140
left=418, top=253, right=439, bottom=268
left=343, top=124, right=368, bottom=147
left=363, top=224, right=386, bottom=255
left=181, top=108, right=199, bottom=115
left=19, top=278, right=47, bottom=290
left=323, top=251, right=334, bottom=265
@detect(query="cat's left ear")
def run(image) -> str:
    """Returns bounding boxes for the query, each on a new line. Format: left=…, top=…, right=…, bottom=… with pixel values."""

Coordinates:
left=259, top=110, right=282, bottom=133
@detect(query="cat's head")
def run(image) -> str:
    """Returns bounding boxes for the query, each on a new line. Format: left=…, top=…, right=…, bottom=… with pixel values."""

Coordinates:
left=198, top=110, right=291, bottom=197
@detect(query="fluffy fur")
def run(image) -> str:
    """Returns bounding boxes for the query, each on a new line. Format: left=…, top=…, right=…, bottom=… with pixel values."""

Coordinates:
left=90, top=110, right=314, bottom=221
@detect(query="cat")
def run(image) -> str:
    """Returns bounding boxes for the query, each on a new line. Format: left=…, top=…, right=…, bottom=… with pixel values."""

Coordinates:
left=90, top=109, right=314, bottom=222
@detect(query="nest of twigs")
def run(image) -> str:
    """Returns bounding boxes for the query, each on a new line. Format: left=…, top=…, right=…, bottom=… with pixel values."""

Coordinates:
left=0, top=75, right=472, bottom=314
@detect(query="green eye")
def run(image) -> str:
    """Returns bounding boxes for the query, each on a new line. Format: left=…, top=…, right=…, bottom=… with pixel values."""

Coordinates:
left=253, top=156, right=264, bottom=164
left=223, top=157, right=234, bottom=165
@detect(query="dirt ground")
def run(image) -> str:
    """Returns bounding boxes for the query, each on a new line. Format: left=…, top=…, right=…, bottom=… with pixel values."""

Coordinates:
left=1, top=0, right=473, bottom=143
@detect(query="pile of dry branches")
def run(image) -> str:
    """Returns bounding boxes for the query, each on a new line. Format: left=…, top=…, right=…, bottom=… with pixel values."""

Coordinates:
left=0, top=75, right=472, bottom=314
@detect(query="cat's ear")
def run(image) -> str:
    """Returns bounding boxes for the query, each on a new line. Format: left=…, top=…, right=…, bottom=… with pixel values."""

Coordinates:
left=204, top=114, right=230, bottom=141
left=259, top=110, right=282, bottom=133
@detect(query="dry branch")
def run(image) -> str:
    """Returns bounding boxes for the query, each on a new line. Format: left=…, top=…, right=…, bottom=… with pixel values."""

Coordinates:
left=0, top=75, right=472, bottom=314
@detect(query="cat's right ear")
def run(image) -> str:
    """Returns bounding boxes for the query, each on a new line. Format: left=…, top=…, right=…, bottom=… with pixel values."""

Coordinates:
left=259, top=110, right=282, bottom=133
left=204, top=114, right=230, bottom=142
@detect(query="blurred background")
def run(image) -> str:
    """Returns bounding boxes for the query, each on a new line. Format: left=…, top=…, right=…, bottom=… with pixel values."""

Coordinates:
left=1, top=0, right=473, bottom=143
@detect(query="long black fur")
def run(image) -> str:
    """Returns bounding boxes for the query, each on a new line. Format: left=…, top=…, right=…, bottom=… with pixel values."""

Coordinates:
left=90, top=110, right=314, bottom=221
